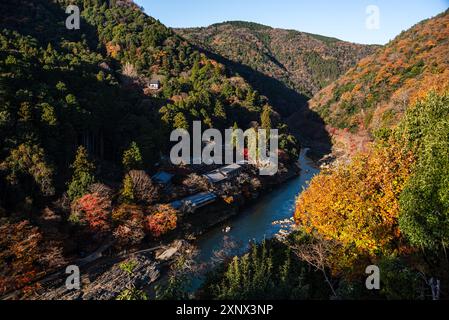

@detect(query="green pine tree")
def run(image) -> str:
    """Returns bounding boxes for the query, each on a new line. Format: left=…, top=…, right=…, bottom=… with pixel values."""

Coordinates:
left=120, top=174, right=135, bottom=203
left=214, top=100, right=227, bottom=120
left=122, top=141, right=143, bottom=171
left=173, top=112, right=189, bottom=130
left=261, top=105, right=272, bottom=132
left=67, top=146, right=95, bottom=201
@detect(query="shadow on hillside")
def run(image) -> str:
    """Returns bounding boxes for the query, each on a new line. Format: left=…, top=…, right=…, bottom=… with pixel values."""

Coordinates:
left=195, top=46, right=332, bottom=159
left=286, top=104, right=332, bottom=160
left=0, top=0, right=100, bottom=50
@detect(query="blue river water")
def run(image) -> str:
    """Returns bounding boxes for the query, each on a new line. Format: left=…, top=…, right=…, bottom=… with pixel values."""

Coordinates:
left=190, top=148, right=320, bottom=289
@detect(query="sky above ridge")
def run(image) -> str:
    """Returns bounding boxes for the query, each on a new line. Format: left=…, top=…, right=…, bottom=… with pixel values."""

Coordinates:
left=135, top=0, right=448, bottom=44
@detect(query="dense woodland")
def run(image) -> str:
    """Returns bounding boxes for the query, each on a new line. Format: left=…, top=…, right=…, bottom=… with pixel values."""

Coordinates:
left=310, top=10, right=449, bottom=147
left=0, top=0, right=448, bottom=301
left=288, top=14, right=449, bottom=301
left=177, top=22, right=380, bottom=156
left=201, top=83, right=449, bottom=301
left=0, top=0, right=300, bottom=296
left=176, top=22, right=378, bottom=99
left=201, top=11, right=449, bottom=300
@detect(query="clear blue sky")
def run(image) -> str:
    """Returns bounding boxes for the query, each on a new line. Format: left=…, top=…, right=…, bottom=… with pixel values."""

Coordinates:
left=134, top=0, right=448, bottom=44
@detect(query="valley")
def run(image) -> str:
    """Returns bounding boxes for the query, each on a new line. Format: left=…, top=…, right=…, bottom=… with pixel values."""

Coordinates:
left=0, top=0, right=448, bottom=301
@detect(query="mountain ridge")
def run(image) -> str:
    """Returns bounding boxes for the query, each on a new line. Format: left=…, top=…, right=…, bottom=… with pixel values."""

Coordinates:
left=175, top=21, right=380, bottom=98
left=183, top=20, right=373, bottom=46
left=307, top=9, right=449, bottom=158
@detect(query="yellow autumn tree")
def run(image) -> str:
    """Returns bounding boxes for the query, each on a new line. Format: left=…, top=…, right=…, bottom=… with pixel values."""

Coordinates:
left=295, top=142, right=415, bottom=270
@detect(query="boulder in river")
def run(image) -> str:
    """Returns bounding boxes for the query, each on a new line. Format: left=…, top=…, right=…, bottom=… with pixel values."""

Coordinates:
left=155, top=240, right=186, bottom=261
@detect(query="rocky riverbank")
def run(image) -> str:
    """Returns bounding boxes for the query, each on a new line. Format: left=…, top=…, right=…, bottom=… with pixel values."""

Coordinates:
left=18, top=162, right=301, bottom=300
left=28, top=240, right=195, bottom=300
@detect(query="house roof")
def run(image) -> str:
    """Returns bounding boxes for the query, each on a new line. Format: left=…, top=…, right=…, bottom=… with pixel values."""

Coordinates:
left=220, top=164, right=242, bottom=176
left=152, top=171, right=174, bottom=184
left=171, top=192, right=217, bottom=210
left=203, top=164, right=243, bottom=184
left=203, top=170, right=227, bottom=184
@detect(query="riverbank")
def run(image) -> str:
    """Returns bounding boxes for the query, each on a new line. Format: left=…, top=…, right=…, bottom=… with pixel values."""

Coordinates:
left=17, top=155, right=304, bottom=300
left=178, top=161, right=301, bottom=239
left=188, top=148, right=320, bottom=292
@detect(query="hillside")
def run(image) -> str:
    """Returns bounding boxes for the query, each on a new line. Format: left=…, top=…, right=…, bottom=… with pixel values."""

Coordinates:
left=0, top=0, right=299, bottom=194
left=289, top=9, right=449, bottom=300
left=176, top=21, right=379, bottom=99
left=307, top=9, right=449, bottom=158
left=0, top=0, right=301, bottom=295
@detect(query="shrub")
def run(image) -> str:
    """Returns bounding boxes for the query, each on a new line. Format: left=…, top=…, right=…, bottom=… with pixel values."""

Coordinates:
left=112, top=204, right=146, bottom=248
left=70, top=193, right=111, bottom=235
left=0, top=221, right=42, bottom=294
left=182, top=173, right=210, bottom=193
left=0, top=221, right=64, bottom=295
left=112, top=204, right=144, bottom=224
left=67, top=146, right=95, bottom=201
left=120, top=170, right=160, bottom=205
left=378, top=256, right=425, bottom=300
left=113, top=223, right=145, bottom=248
left=119, top=260, right=139, bottom=275
left=88, top=183, right=113, bottom=199
left=116, top=288, right=149, bottom=300
left=145, top=205, right=178, bottom=238
left=129, top=170, right=160, bottom=204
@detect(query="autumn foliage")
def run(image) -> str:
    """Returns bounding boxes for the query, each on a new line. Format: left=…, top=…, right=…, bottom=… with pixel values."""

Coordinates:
left=145, top=205, right=178, bottom=238
left=0, top=221, right=41, bottom=294
left=71, top=193, right=112, bottom=235
left=295, top=142, right=415, bottom=269
left=0, top=221, right=65, bottom=295
left=310, top=10, right=449, bottom=156
left=112, top=204, right=146, bottom=248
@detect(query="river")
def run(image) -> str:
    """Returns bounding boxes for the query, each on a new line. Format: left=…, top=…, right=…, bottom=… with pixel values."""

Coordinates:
left=190, top=148, right=320, bottom=290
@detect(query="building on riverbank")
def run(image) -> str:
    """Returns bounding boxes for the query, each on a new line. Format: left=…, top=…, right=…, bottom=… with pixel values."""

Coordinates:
left=170, top=192, right=218, bottom=213
left=203, top=163, right=243, bottom=185
left=152, top=171, right=174, bottom=186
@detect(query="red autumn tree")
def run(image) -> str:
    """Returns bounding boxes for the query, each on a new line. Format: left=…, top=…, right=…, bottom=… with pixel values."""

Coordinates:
left=71, top=193, right=112, bottom=235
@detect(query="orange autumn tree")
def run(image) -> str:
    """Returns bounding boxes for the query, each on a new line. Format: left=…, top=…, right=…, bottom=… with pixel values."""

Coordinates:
left=295, top=142, right=415, bottom=268
left=70, top=193, right=112, bottom=235
left=0, top=221, right=42, bottom=294
left=145, top=205, right=178, bottom=238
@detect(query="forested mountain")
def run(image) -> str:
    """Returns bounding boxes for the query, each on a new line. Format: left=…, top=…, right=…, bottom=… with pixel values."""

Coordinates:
left=0, top=0, right=297, bottom=202
left=0, top=0, right=300, bottom=295
left=176, top=21, right=379, bottom=98
left=201, top=10, right=449, bottom=301
left=308, top=9, right=449, bottom=157
left=291, top=10, right=449, bottom=299
left=3, top=0, right=447, bottom=302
